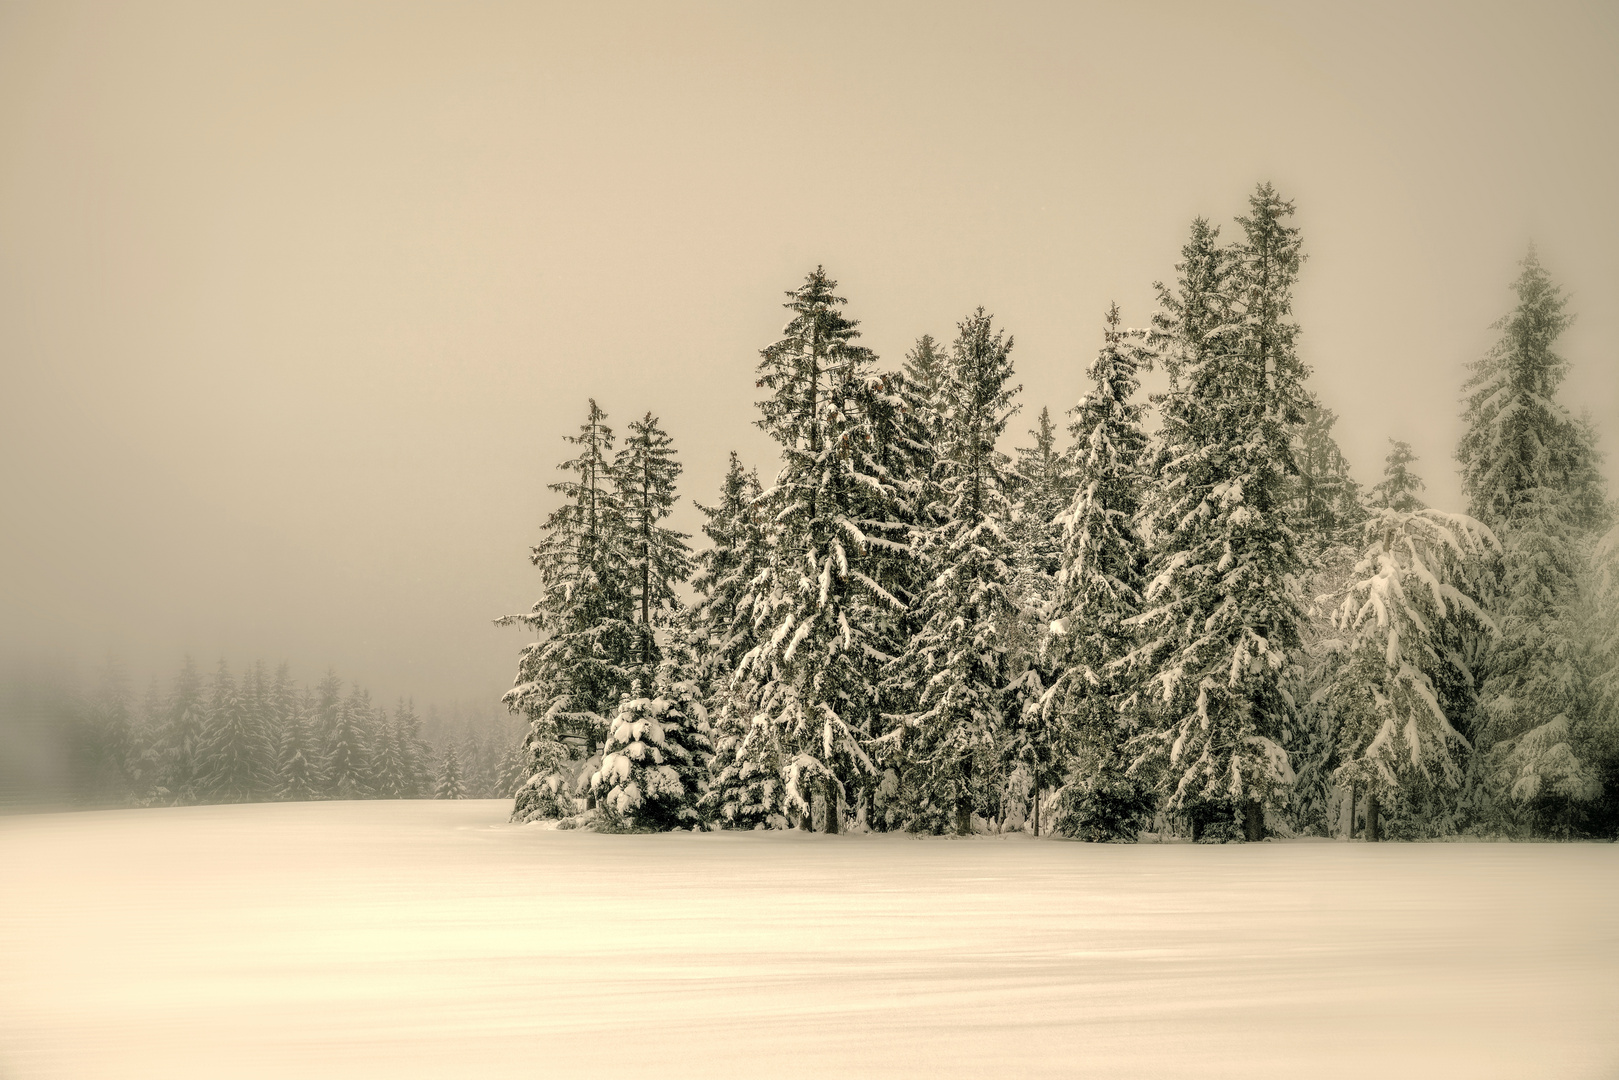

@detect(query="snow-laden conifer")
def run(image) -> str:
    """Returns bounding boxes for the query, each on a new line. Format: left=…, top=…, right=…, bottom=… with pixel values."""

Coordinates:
left=691, top=453, right=769, bottom=703
left=276, top=687, right=327, bottom=802
left=1584, top=525, right=1619, bottom=833
left=1043, top=305, right=1155, bottom=840
left=1313, top=509, right=1498, bottom=839
left=326, top=685, right=375, bottom=799
left=1368, top=440, right=1426, bottom=512
left=884, top=307, right=1021, bottom=834
left=615, top=412, right=692, bottom=685
left=725, top=268, right=910, bottom=831
left=1458, top=252, right=1610, bottom=829
left=1009, top=406, right=1075, bottom=585
left=500, top=400, right=636, bottom=822
left=1130, top=187, right=1313, bottom=841
left=198, top=659, right=274, bottom=803
left=593, top=667, right=713, bottom=831
left=434, top=743, right=467, bottom=799
left=1290, top=406, right=1365, bottom=546
left=151, top=657, right=206, bottom=804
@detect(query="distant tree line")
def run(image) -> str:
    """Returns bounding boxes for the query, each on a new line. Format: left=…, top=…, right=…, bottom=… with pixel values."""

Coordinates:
left=504, top=182, right=1619, bottom=841
left=0, top=657, right=523, bottom=811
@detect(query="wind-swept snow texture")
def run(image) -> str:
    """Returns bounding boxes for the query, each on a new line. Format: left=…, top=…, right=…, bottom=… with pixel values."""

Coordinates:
left=2, top=801, right=1616, bottom=1079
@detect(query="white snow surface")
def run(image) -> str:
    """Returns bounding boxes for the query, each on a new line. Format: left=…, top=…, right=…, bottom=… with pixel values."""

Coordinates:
left=3, top=800, right=1617, bottom=1079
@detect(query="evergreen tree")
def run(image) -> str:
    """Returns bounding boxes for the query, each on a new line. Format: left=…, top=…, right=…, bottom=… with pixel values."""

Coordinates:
left=326, top=685, right=375, bottom=799
left=889, top=307, right=1022, bottom=834
left=720, top=268, right=907, bottom=831
left=1291, top=406, right=1365, bottom=545
left=1009, top=406, right=1076, bottom=583
left=393, top=698, right=431, bottom=798
left=276, top=687, right=327, bottom=802
left=152, top=657, right=206, bottom=805
left=1458, top=251, right=1610, bottom=830
left=1368, top=439, right=1427, bottom=512
left=901, top=332, right=950, bottom=405
left=128, top=675, right=168, bottom=804
left=1044, top=305, right=1156, bottom=840
left=1315, top=509, right=1498, bottom=840
left=1130, top=187, right=1313, bottom=842
left=371, top=699, right=411, bottom=799
left=495, top=734, right=529, bottom=799
left=434, top=743, right=468, bottom=800
left=593, top=668, right=713, bottom=831
left=691, top=453, right=770, bottom=706
left=198, top=659, right=273, bottom=803
left=1582, top=525, right=1619, bottom=835
left=312, top=669, right=344, bottom=755
left=500, top=400, right=636, bottom=822
left=615, top=411, right=693, bottom=685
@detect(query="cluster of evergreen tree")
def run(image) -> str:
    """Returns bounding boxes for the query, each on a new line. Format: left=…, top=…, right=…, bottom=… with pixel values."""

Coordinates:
left=0, top=657, right=522, bottom=810
left=504, top=184, right=1618, bottom=840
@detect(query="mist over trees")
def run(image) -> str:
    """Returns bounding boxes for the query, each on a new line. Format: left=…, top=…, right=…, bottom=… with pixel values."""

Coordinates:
left=0, top=656, right=523, bottom=811
left=503, top=183, right=1618, bottom=840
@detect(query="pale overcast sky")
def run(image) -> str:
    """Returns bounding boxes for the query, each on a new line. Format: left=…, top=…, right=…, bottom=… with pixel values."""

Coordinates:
left=2, top=1, right=1615, bottom=709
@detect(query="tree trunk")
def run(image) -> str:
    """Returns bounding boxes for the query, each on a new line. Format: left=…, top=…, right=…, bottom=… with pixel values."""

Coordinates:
left=1242, top=799, right=1264, bottom=842
left=956, top=758, right=974, bottom=836
left=1190, top=811, right=1204, bottom=843
left=1365, top=791, right=1381, bottom=843
left=1347, top=783, right=1358, bottom=839
left=1032, top=780, right=1040, bottom=837
left=823, top=777, right=839, bottom=834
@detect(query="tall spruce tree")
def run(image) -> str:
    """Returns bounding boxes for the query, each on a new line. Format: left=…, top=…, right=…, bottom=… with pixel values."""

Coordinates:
left=1130, top=187, right=1312, bottom=842
left=889, top=307, right=1022, bottom=834
left=719, top=268, right=907, bottom=832
left=500, top=400, right=635, bottom=822
left=615, top=412, right=692, bottom=685
left=1457, top=251, right=1610, bottom=830
left=1044, top=305, right=1155, bottom=840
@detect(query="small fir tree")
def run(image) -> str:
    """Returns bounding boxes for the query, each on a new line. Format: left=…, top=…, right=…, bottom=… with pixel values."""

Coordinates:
left=434, top=743, right=468, bottom=799
left=1368, top=440, right=1427, bottom=512
left=593, top=669, right=713, bottom=831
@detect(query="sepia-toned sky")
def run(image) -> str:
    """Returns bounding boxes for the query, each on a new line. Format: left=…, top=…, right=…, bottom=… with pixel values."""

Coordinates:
left=2, top=0, right=1616, bottom=710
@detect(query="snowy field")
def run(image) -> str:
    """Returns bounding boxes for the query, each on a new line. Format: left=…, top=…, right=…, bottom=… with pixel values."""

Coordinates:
left=2, top=801, right=1616, bottom=1079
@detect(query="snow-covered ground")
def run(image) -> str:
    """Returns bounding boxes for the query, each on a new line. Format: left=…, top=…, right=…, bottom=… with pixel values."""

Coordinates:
left=2, top=801, right=1616, bottom=1079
